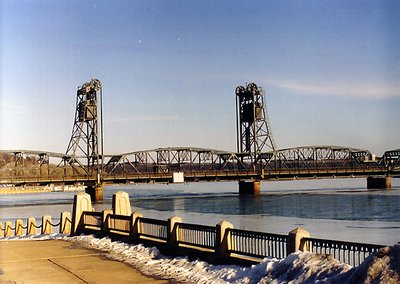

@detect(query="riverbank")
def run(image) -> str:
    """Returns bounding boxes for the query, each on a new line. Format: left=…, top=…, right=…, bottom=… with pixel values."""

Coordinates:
left=0, top=239, right=169, bottom=283
left=0, top=185, right=84, bottom=195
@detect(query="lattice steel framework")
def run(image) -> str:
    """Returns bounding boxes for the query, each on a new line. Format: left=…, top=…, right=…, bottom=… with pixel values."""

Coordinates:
left=236, top=83, right=276, bottom=168
left=103, top=147, right=247, bottom=175
left=0, top=146, right=398, bottom=184
left=259, top=146, right=377, bottom=171
left=65, top=79, right=103, bottom=178
left=383, top=149, right=400, bottom=168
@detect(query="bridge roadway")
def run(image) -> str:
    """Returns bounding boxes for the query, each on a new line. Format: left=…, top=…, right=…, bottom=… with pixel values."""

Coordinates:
left=1, top=146, right=399, bottom=189
left=1, top=167, right=397, bottom=186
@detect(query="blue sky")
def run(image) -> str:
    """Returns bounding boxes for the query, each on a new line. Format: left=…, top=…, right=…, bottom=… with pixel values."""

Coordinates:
left=1, top=0, right=399, bottom=155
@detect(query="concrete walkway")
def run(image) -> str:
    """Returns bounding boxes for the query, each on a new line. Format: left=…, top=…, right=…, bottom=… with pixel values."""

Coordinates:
left=0, top=240, right=170, bottom=284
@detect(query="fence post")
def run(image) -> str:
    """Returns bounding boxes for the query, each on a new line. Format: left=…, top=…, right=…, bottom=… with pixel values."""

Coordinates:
left=0, top=222, right=3, bottom=238
left=15, top=219, right=24, bottom=236
left=102, top=209, right=113, bottom=234
left=112, top=191, right=131, bottom=215
left=287, top=227, right=310, bottom=254
left=167, top=216, right=182, bottom=251
left=72, top=192, right=93, bottom=235
left=130, top=212, right=143, bottom=241
left=41, top=215, right=53, bottom=234
left=60, top=212, right=71, bottom=235
left=27, top=218, right=36, bottom=235
left=5, top=221, right=12, bottom=237
left=216, top=220, right=234, bottom=261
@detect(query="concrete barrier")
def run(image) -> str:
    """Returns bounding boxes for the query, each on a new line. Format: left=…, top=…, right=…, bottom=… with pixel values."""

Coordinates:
left=15, top=219, right=24, bottom=236
left=216, top=220, right=234, bottom=260
left=112, top=191, right=131, bottom=215
left=5, top=221, right=12, bottom=237
left=288, top=227, right=310, bottom=253
left=71, top=192, right=92, bottom=234
left=168, top=216, right=182, bottom=250
left=41, top=215, right=53, bottom=234
left=27, top=218, right=37, bottom=235
left=60, top=212, right=72, bottom=235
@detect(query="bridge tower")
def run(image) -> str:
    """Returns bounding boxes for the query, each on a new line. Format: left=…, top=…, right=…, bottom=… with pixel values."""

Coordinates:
left=235, top=83, right=276, bottom=194
left=235, top=82, right=276, bottom=167
left=65, top=79, right=104, bottom=201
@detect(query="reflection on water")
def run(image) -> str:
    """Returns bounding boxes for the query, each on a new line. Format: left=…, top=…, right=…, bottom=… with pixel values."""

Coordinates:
left=131, top=193, right=400, bottom=222
left=1, top=179, right=399, bottom=224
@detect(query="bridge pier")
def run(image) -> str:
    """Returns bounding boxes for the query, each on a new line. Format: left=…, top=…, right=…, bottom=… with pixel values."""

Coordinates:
left=85, top=184, right=103, bottom=202
left=238, top=180, right=261, bottom=195
left=367, top=176, right=391, bottom=190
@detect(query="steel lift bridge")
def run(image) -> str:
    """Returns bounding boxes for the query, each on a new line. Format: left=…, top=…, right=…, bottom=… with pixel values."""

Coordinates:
left=0, top=80, right=399, bottom=200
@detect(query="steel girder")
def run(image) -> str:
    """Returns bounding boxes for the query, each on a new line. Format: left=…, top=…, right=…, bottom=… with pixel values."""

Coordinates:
left=0, top=145, right=395, bottom=184
left=383, top=149, right=400, bottom=168
left=258, top=146, right=379, bottom=171
left=103, top=147, right=247, bottom=176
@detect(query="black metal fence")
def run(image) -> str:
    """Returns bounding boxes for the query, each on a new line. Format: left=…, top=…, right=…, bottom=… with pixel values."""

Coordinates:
left=138, top=217, right=168, bottom=241
left=229, top=228, right=288, bottom=259
left=303, top=237, right=385, bottom=266
left=177, top=223, right=216, bottom=250
left=1, top=210, right=387, bottom=267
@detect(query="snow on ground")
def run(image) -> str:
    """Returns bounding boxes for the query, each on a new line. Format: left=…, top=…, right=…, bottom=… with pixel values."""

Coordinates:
left=2, top=234, right=399, bottom=283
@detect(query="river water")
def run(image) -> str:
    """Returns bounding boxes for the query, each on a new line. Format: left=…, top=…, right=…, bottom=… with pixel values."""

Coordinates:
left=1, top=178, right=399, bottom=245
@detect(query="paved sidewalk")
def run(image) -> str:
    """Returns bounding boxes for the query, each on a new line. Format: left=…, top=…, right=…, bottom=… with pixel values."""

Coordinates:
left=0, top=240, right=170, bottom=283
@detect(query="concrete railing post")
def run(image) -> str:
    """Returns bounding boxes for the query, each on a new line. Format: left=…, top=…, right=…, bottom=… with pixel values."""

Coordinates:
left=287, top=227, right=310, bottom=254
left=167, top=216, right=182, bottom=251
left=0, top=222, right=3, bottom=238
left=60, top=212, right=71, bottom=235
left=5, top=221, right=12, bottom=237
left=112, top=191, right=131, bottom=215
left=216, top=220, right=234, bottom=261
left=27, top=218, right=36, bottom=235
left=41, top=215, right=53, bottom=234
left=102, top=209, right=113, bottom=234
left=15, top=219, right=24, bottom=236
left=72, top=192, right=93, bottom=235
left=130, top=212, right=143, bottom=241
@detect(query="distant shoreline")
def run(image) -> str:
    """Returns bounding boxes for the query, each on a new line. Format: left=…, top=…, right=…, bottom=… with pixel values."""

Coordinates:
left=0, top=185, right=84, bottom=195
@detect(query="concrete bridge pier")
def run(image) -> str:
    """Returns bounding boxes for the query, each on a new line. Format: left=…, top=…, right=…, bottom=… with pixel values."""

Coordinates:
left=85, top=184, right=103, bottom=202
left=238, top=180, right=261, bottom=195
left=367, top=176, right=391, bottom=190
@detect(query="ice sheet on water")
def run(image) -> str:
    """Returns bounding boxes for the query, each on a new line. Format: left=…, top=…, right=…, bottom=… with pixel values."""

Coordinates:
left=1, top=234, right=399, bottom=283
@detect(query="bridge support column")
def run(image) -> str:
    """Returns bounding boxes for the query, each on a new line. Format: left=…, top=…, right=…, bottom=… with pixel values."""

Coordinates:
left=367, top=176, right=391, bottom=190
left=238, top=181, right=261, bottom=195
left=85, top=184, right=103, bottom=202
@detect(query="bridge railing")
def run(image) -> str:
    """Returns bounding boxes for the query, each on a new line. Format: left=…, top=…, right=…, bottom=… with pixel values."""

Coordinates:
left=302, top=237, right=385, bottom=267
left=138, top=217, right=168, bottom=242
left=107, top=214, right=131, bottom=236
left=81, top=211, right=103, bottom=231
left=72, top=209, right=385, bottom=266
left=228, top=228, right=288, bottom=259
left=177, top=222, right=217, bottom=250
left=1, top=192, right=390, bottom=267
left=0, top=212, right=72, bottom=237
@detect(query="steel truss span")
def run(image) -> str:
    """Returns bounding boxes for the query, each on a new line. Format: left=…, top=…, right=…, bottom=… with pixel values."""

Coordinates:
left=1, top=145, right=397, bottom=185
